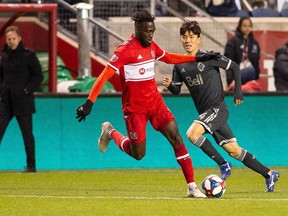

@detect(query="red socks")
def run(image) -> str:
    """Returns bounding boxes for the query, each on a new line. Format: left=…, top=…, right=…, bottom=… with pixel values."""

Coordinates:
left=174, top=143, right=195, bottom=183
left=110, top=131, right=194, bottom=184
left=110, top=130, right=132, bottom=155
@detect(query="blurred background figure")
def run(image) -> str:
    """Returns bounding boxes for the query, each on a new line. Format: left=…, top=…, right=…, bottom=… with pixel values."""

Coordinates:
left=224, top=17, right=261, bottom=91
left=206, top=0, right=240, bottom=16
left=251, top=0, right=280, bottom=17
left=0, top=26, right=43, bottom=172
left=273, top=42, right=288, bottom=91
left=155, top=0, right=168, bottom=16
left=280, top=0, right=288, bottom=16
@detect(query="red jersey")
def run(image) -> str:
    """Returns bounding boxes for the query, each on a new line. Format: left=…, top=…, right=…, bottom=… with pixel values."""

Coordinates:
left=107, top=34, right=165, bottom=113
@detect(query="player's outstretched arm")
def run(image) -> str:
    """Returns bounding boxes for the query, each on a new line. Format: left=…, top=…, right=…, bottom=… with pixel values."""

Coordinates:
left=76, top=66, right=116, bottom=122
left=229, top=61, right=243, bottom=105
left=160, top=51, right=219, bottom=64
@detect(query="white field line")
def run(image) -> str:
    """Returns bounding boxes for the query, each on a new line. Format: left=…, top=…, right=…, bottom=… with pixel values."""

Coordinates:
left=0, top=194, right=288, bottom=201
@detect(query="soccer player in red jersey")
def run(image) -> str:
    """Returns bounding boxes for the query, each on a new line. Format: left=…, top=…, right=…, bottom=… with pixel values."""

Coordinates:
left=76, top=10, right=217, bottom=198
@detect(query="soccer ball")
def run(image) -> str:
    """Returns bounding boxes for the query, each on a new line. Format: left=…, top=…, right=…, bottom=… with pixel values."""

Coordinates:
left=201, top=174, right=226, bottom=198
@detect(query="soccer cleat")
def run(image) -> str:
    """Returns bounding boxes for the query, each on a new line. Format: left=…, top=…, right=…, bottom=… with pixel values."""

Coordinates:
left=219, top=161, right=232, bottom=180
left=98, top=122, right=113, bottom=153
left=22, top=167, right=36, bottom=173
left=265, top=171, right=280, bottom=192
left=187, top=184, right=207, bottom=198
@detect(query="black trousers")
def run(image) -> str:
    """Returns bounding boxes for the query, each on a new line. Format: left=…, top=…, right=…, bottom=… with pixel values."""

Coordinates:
left=0, top=113, right=36, bottom=169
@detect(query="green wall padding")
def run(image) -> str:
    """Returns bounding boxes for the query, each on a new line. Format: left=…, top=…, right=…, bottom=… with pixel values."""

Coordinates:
left=0, top=95, right=287, bottom=171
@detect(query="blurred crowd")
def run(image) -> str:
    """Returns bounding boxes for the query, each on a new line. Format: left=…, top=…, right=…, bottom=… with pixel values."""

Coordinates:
left=156, top=0, right=288, bottom=17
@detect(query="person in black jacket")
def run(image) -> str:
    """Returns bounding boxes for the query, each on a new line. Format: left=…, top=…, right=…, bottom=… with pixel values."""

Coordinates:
left=0, top=26, right=43, bottom=172
left=273, top=42, right=288, bottom=91
left=224, top=17, right=261, bottom=88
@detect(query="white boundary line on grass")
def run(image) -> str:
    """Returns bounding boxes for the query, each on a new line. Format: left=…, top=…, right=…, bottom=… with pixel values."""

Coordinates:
left=0, top=194, right=288, bottom=201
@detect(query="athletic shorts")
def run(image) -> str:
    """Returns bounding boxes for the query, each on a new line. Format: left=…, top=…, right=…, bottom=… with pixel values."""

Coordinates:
left=194, top=106, right=236, bottom=146
left=123, top=97, right=175, bottom=144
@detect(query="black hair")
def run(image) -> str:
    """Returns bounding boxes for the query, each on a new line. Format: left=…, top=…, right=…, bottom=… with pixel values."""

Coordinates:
left=130, top=9, right=155, bottom=27
left=252, top=0, right=265, bottom=8
left=180, top=20, right=201, bottom=37
left=236, top=17, right=253, bottom=32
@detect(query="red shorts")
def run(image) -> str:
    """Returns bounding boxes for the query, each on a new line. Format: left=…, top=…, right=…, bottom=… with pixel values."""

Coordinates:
left=123, top=97, right=175, bottom=144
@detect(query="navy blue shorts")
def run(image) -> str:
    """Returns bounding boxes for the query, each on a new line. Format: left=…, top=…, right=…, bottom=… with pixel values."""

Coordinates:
left=195, top=106, right=236, bottom=146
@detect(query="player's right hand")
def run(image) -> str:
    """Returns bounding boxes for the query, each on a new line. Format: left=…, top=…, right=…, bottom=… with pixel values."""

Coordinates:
left=76, top=99, right=93, bottom=122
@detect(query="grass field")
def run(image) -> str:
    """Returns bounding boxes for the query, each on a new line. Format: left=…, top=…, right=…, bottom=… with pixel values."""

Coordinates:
left=0, top=167, right=287, bottom=216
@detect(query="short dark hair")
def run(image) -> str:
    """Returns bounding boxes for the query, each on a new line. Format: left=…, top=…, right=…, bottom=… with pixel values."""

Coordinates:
left=130, top=9, right=155, bottom=28
left=5, top=26, right=21, bottom=36
left=180, top=20, right=201, bottom=37
left=252, top=0, right=265, bottom=8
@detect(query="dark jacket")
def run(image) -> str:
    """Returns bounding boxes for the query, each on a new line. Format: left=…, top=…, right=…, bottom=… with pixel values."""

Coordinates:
left=207, top=0, right=238, bottom=17
left=0, top=41, right=43, bottom=116
left=273, top=44, right=288, bottom=91
left=224, top=30, right=261, bottom=85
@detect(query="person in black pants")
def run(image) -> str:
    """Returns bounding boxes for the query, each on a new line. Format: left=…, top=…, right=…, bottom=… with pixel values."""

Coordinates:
left=273, top=42, right=288, bottom=91
left=0, top=26, right=43, bottom=172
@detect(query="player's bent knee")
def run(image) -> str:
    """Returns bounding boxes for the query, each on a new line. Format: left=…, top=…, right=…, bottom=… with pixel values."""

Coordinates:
left=186, top=128, right=192, bottom=139
left=228, top=151, right=238, bottom=158
left=223, top=142, right=241, bottom=158
left=133, top=152, right=146, bottom=160
left=186, top=130, right=197, bottom=143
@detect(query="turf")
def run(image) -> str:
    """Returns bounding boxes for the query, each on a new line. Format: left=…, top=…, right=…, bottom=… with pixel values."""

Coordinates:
left=0, top=167, right=287, bottom=216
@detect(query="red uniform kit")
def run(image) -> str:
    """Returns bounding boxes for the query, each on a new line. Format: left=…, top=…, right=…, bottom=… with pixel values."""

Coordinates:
left=107, top=35, right=175, bottom=143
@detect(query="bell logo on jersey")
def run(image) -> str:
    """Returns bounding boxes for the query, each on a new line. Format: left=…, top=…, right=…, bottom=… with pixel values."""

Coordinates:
left=139, top=68, right=145, bottom=75
left=186, top=74, right=203, bottom=86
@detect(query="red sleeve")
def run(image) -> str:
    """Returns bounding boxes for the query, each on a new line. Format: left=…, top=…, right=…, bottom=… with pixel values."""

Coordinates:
left=159, top=52, right=196, bottom=64
left=87, top=65, right=116, bottom=103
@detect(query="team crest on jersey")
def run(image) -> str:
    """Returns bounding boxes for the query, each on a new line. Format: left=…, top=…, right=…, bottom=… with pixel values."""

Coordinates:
left=110, top=54, right=118, bottom=62
left=130, top=132, right=138, bottom=140
left=139, top=68, right=145, bottom=75
left=151, top=50, right=155, bottom=58
left=197, top=62, right=205, bottom=72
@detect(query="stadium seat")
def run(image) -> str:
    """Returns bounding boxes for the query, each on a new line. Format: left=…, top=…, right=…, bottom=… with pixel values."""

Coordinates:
left=236, top=9, right=250, bottom=17
left=281, top=8, right=288, bottom=16
left=252, top=8, right=281, bottom=17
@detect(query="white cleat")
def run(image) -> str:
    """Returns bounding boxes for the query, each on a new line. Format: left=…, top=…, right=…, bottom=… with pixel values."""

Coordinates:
left=187, top=184, right=207, bottom=198
left=98, top=122, right=113, bottom=153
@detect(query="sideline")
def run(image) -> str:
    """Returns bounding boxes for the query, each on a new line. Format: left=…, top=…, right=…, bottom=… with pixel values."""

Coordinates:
left=0, top=194, right=287, bottom=201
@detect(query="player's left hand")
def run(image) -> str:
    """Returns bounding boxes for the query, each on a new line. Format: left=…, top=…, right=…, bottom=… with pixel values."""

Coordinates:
left=196, top=51, right=220, bottom=62
left=76, top=99, right=93, bottom=122
left=163, top=75, right=172, bottom=88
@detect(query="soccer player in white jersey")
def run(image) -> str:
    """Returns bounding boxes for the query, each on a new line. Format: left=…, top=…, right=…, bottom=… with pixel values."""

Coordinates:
left=162, top=20, right=279, bottom=192
left=76, top=10, right=218, bottom=198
